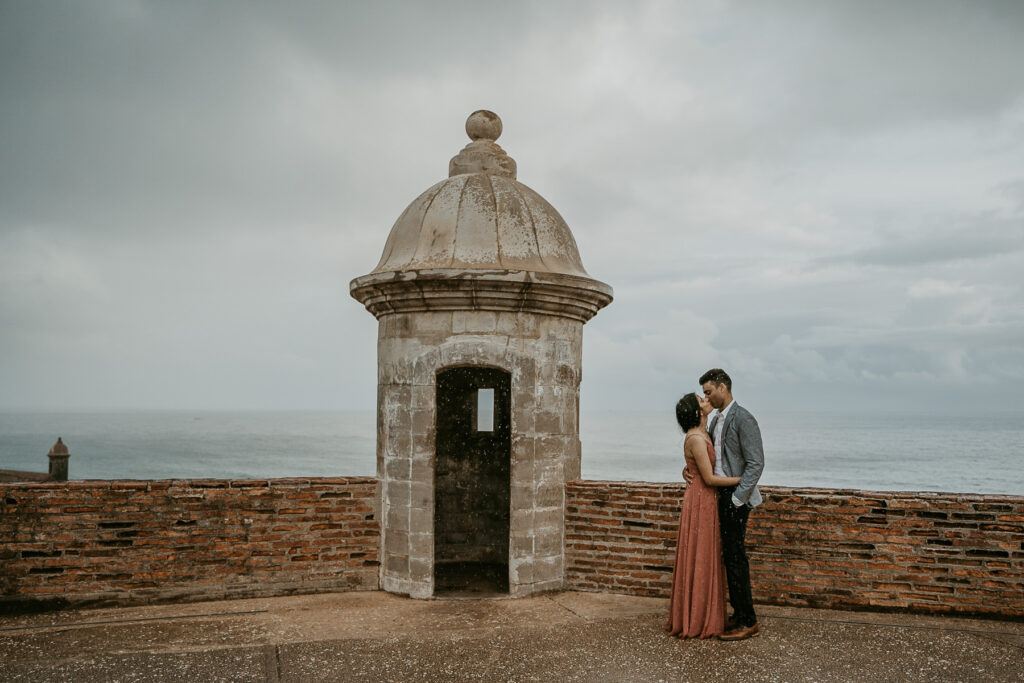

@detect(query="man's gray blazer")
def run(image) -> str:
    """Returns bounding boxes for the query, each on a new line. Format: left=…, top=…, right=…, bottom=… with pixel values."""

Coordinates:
left=709, top=403, right=764, bottom=508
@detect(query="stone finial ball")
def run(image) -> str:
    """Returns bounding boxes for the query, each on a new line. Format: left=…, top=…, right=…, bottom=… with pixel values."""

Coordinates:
left=466, top=110, right=502, bottom=141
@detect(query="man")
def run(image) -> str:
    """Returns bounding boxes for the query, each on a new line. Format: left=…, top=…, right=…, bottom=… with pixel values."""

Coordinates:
left=694, top=368, right=764, bottom=640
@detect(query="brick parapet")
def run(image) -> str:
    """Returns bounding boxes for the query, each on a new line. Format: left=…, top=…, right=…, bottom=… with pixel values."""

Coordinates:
left=566, top=481, right=1024, bottom=619
left=4, top=477, right=1021, bottom=618
left=0, top=477, right=380, bottom=612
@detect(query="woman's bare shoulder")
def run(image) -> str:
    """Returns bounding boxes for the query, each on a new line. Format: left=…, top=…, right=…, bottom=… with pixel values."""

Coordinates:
left=684, top=431, right=711, bottom=449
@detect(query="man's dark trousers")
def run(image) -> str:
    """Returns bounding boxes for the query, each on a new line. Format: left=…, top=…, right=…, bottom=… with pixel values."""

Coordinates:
left=718, top=485, right=756, bottom=627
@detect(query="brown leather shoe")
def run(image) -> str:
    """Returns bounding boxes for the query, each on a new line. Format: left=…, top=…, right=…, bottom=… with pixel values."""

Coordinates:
left=719, top=622, right=760, bottom=641
left=724, top=616, right=738, bottom=631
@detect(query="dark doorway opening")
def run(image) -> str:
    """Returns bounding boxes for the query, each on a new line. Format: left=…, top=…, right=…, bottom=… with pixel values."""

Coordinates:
left=434, top=367, right=511, bottom=596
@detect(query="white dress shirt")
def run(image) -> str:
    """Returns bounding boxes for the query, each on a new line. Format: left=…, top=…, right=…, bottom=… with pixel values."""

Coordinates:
left=713, top=401, right=744, bottom=507
left=712, top=402, right=732, bottom=477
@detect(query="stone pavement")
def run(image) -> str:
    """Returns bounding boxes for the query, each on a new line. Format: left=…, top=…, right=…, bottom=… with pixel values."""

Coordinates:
left=1, top=591, right=1021, bottom=682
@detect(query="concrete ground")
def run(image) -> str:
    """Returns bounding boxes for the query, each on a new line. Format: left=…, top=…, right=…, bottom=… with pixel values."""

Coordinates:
left=1, top=591, right=1021, bottom=682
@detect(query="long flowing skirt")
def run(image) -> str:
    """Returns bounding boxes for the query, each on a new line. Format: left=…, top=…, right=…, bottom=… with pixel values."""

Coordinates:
left=665, top=482, right=727, bottom=639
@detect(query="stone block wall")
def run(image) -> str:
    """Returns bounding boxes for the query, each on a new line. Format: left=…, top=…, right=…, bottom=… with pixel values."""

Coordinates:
left=565, top=481, right=1024, bottom=618
left=376, top=310, right=582, bottom=598
left=0, top=478, right=379, bottom=612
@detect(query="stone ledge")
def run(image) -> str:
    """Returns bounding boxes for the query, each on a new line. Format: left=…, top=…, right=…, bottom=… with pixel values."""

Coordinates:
left=350, top=269, right=613, bottom=323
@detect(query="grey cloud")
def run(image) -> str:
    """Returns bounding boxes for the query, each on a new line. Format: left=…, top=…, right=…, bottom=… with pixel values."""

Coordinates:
left=737, top=1, right=1024, bottom=133
left=0, top=1, right=545, bottom=235
left=2, top=1, right=1023, bottom=413
left=819, top=214, right=1024, bottom=268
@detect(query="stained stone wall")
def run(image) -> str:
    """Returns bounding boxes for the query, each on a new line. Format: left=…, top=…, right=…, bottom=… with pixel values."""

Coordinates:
left=376, top=309, right=583, bottom=598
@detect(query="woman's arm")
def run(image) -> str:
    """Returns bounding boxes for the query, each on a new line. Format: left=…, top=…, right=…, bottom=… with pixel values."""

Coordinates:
left=687, top=438, right=741, bottom=487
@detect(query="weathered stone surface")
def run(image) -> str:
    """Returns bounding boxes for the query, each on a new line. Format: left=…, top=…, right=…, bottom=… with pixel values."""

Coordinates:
left=453, top=310, right=498, bottom=333
left=370, top=312, right=588, bottom=597
left=534, top=530, right=564, bottom=556
left=409, top=508, right=432, bottom=534
left=511, top=534, right=534, bottom=555
left=365, top=110, right=594, bottom=280
left=386, top=506, right=409, bottom=533
left=384, top=457, right=411, bottom=481
left=532, top=555, right=563, bottom=583
left=385, top=553, right=409, bottom=575
left=536, top=481, right=564, bottom=508
left=410, top=482, right=431, bottom=510
left=511, top=508, right=534, bottom=532
left=352, top=112, right=611, bottom=599
left=409, top=532, right=432, bottom=559
left=408, top=556, right=431, bottom=583
left=365, top=272, right=609, bottom=323
left=385, top=480, right=410, bottom=508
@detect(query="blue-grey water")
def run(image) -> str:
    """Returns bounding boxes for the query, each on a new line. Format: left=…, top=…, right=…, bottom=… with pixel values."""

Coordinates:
left=0, top=410, right=1021, bottom=494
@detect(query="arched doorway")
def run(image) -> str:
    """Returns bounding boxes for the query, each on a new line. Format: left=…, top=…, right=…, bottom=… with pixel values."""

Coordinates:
left=434, top=366, right=511, bottom=595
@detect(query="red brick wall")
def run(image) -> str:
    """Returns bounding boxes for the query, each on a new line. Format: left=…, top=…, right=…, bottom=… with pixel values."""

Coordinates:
left=566, top=482, right=1024, bottom=619
left=1, top=478, right=379, bottom=612
left=4, top=477, right=1021, bottom=618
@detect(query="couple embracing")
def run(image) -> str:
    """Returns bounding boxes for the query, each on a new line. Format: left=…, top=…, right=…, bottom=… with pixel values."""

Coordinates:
left=666, top=368, right=764, bottom=641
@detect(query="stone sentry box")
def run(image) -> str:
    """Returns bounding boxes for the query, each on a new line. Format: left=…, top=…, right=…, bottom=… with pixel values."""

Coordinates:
left=350, top=111, right=612, bottom=598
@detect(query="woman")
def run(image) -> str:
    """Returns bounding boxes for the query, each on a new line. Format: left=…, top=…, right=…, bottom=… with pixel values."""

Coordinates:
left=665, top=392, right=741, bottom=639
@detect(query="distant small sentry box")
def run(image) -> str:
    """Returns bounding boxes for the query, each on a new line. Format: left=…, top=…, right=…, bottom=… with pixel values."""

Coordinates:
left=0, top=437, right=70, bottom=483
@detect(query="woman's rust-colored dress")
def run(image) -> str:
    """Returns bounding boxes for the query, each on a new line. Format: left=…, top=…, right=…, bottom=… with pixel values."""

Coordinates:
left=665, top=435, right=727, bottom=639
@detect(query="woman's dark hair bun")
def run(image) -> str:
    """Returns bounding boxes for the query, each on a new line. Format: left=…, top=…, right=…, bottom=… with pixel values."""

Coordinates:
left=675, top=393, right=701, bottom=432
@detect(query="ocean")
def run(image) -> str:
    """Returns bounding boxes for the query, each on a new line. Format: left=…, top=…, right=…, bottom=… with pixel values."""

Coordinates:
left=0, top=410, right=1021, bottom=495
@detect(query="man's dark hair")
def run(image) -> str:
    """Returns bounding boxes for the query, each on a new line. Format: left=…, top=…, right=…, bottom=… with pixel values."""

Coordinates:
left=699, top=368, right=732, bottom=391
left=675, top=393, right=702, bottom=432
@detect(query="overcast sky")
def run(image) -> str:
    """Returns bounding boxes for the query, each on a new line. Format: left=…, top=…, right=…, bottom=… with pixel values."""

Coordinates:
left=2, top=1, right=1022, bottom=414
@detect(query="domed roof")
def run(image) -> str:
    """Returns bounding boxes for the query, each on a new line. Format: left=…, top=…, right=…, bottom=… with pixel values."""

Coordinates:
left=352, top=111, right=612, bottom=323
left=370, top=111, right=591, bottom=278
